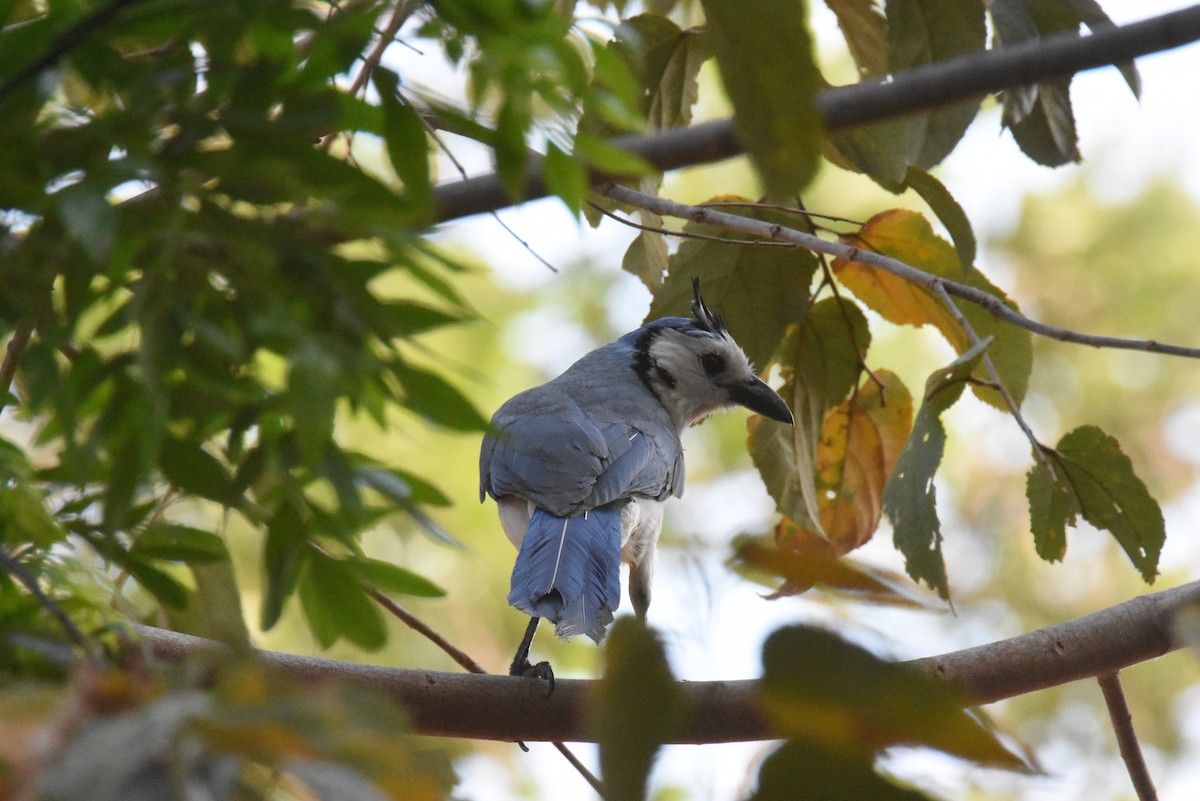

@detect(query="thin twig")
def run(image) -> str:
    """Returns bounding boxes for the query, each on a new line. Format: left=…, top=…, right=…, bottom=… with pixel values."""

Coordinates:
left=348, top=2, right=414, bottom=97
left=701, top=200, right=864, bottom=227
left=0, top=321, right=33, bottom=413
left=928, top=280, right=1054, bottom=478
left=367, top=589, right=486, bottom=674
left=1098, top=672, right=1159, bottom=801
left=317, top=1, right=416, bottom=151
left=552, top=741, right=606, bottom=796
left=0, top=544, right=105, bottom=668
left=390, top=85, right=560, bottom=273
left=794, top=197, right=884, bottom=393
left=600, top=183, right=1200, bottom=361
left=587, top=201, right=796, bottom=248
left=367, top=589, right=606, bottom=796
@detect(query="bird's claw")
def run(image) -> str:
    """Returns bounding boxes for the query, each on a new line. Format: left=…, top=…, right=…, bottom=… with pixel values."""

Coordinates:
left=510, top=658, right=555, bottom=696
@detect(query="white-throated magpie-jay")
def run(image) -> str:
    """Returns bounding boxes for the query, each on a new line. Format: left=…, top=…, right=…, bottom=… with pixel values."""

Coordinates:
left=479, top=280, right=793, bottom=683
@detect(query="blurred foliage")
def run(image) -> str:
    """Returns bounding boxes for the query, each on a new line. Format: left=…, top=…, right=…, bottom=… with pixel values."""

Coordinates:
left=1, top=657, right=453, bottom=801
left=0, top=0, right=1194, bottom=799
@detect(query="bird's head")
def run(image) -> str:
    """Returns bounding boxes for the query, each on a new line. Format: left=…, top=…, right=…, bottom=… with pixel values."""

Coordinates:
left=631, top=280, right=795, bottom=430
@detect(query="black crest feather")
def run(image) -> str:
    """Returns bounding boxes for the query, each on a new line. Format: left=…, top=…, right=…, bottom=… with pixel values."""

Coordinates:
left=690, top=278, right=728, bottom=336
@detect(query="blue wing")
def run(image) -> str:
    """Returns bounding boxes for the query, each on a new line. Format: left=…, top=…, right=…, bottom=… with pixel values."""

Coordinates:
left=480, top=385, right=682, bottom=515
left=507, top=506, right=622, bottom=642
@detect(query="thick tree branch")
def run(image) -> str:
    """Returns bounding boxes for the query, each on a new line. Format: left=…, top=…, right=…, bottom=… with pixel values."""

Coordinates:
left=430, top=5, right=1200, bottom=223
left=136, top=580, right=1200, bottom=744
left=601, top=184, right=1200, bottom=361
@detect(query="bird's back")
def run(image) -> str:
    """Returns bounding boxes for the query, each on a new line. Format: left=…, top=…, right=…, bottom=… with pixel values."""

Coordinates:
left=479, top=335, right=685, bottom=518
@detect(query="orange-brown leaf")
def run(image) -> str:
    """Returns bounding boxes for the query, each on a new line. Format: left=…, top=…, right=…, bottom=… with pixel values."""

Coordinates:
left=833, top=209, right=1032, bottom=407
left=809, top=370, right=913, bottom=554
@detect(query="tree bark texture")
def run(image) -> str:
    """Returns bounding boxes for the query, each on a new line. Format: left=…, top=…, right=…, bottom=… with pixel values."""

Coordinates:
left=137, top=580, right=1200, bottom=744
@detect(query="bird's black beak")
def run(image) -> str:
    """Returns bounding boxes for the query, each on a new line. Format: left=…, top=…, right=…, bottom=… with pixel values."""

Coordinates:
left=730, top=377, right=794, bottom=425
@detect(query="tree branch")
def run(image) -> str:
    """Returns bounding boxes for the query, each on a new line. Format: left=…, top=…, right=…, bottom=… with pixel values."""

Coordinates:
left=601, top=184, right=1200, bottom=362
left=135, top=580, right=1199, bottom=744
left=430, top=5, right=1200, bottom=223
left=1098, top=672, right=1159, bottom=801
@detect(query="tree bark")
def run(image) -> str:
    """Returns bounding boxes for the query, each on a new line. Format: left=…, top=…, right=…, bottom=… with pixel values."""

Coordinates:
left=137, top=580, right=1200, bottom=744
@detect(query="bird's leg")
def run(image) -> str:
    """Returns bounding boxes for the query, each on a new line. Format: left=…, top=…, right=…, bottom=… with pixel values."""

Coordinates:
left=509, top=616, right=555, bottom=694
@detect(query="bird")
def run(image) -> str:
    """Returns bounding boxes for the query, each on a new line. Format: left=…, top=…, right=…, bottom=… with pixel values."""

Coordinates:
left=479, top=279, right=794, bottom=685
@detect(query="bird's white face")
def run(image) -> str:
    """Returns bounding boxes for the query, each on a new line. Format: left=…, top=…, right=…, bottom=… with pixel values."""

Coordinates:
left=644, top=327, right=760, bottom=429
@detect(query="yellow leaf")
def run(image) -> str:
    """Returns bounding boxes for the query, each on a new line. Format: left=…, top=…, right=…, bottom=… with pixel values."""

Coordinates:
left=800, top=371, right=913, bottom=554
left=834, top=210, right=964, bottom=345
left=834, top=210, right=1032, bottom=407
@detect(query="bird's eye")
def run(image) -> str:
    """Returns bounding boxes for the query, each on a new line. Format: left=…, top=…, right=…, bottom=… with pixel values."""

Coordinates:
left=700, top=353, right=725, bottom=377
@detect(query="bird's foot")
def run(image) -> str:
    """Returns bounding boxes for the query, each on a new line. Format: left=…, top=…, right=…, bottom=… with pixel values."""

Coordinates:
left=509, top=658, right=555, bottom=696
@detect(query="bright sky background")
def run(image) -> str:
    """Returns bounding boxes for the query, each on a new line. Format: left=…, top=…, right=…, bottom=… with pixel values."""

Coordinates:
left=391, top=3, right=1200, bottom=799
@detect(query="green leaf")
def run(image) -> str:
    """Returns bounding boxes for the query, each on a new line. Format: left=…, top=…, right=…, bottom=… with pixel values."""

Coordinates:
left=990, top=0, right=1089, bottom=167
left=826, top=116, right=911, bottom=190
left=621, top=227, right=669, bottom=292
left=825, top=0, right=889, bottom=78
left=752, top=740, right=937, bottom=801
left=884, top=338, right=990, bottom=599
left=126, top=559, right=190, bottom=610
left=55, top=182, right=116, bottom=261
left=287, top=342, right=341, bottom=465
left=759, top=625, right=1027, bottom=768
left=574, top=131, right=656, bottom=177
left=781, top=297, right=869, bottom=433
left=903, top=167, right=976, bottom=269
left=393, top=362, right=487, bottom=431
left=375, top=70, right=432, bottom=218
left=648, top=27, right=709, bottom=130
left=1026, top=425, right=1164, bottom=582
left=886, top=0, right=986, bottom=168
left=159, top=438, right=234, bottom=505
left=542, top=141, right=588, bottom=215
left=1005, top=78, right=1080, bottom=167
left=131, top=523, right=230, bottom=563
left=699, top=0, right=822, bottom=199
left=170, top=560, right=252, bottom=647
left=495, top=100, right=531, bottom=199
left=0, top=440, right=63, bottom=547
left=587, top=42, right=647, bottom=134
left=649, top=200, right=816, bottom=368
left=612, top=15, right=710, bottom=130
left=261, top=501, right=309, bottom=631
left=299, top=552, right=388, bottom=650
left=346, top=557, right=445, bottom=598
left=356, top=465, right=451, bottom=507
left=379, top=300, right=466, bottom=337
left=590, top=618, right=685, bottom=801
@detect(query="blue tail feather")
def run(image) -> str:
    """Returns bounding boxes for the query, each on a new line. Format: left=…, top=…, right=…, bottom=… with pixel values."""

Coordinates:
left=507, top=506, right=622, bottom=643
